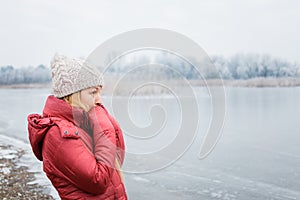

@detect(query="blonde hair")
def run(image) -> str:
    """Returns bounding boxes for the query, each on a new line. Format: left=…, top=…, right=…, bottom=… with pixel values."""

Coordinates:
left=63, top=91, right=90, bottom=112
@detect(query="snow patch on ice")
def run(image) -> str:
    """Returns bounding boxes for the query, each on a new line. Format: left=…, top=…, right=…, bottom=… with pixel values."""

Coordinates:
left=133, top=176, right=151, bottom=183
left=1, top=167, right=11, bottom=174
left=1, top=149, right=18, bottom=159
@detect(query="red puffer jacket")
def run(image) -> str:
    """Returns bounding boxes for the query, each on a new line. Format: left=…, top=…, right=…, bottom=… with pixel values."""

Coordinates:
left=28, top=95, right=127, bottom=200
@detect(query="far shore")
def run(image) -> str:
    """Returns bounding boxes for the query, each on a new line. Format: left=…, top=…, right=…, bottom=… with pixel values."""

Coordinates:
left=196, top=77, right=300, bottom=87
left=0, top=77, right=299, bottom=94
left=0, top=83, right=51, bottom=89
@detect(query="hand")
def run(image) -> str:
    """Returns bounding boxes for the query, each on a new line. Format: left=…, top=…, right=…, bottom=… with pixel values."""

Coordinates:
left=88, top=106, right=117, bottom=169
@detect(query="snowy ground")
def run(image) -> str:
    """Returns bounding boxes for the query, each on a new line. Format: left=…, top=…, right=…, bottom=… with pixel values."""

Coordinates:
left=0, top=134, right=59, bottom=199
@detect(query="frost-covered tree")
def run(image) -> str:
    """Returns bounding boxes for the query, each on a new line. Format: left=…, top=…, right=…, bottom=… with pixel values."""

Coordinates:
left=1, top=53, right=299, bottom=85
left=0, top=65, right=51, bottom=84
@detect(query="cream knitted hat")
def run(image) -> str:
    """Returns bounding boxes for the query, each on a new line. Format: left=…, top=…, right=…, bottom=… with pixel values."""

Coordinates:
left=50, top=54, right=103, bottom=98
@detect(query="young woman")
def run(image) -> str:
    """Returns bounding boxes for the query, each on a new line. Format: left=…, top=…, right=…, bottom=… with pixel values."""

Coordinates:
left=27, top=54, right=127, bottom=199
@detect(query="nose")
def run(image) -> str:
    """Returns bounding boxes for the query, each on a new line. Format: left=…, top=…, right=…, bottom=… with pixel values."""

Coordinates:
left=94, top=93, right=102, bottom=105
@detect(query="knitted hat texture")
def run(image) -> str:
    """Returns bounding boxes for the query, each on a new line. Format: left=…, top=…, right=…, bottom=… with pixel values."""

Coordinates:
left=50, top=54, right=103, bottom=98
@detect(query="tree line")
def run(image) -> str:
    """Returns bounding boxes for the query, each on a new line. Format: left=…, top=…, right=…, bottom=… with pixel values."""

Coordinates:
left=0, top=64, right=51, bottom=84
left=0, top=53, right=299, bottom=84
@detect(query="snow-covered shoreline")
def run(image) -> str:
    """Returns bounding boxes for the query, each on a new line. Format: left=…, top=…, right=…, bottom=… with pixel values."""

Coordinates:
left=0, top=134, right=59, bottom=199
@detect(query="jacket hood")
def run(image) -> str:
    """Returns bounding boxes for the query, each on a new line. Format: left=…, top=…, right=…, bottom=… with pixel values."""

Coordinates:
left=28, top=95, right=87, bottom=161
left=28, top=114, right=55, bottom=161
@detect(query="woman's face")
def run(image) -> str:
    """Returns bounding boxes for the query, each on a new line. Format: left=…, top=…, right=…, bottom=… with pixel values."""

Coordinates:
left=80, top=86, right=102, bottom=111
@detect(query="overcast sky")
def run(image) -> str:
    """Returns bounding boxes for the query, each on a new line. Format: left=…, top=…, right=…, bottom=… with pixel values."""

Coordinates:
left=1, top=0, right=299, bottom=67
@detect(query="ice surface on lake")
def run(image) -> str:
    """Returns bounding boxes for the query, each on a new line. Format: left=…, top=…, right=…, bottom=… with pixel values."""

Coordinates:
left=0, top=87, right=300, bottom=199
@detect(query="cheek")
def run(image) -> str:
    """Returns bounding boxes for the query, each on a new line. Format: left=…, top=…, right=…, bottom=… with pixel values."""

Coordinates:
left=80, top=93, right=94, bottom=107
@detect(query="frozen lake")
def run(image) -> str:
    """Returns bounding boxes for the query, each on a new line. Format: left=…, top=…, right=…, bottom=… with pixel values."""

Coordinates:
left=0, top=87, right=299, bottom=199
